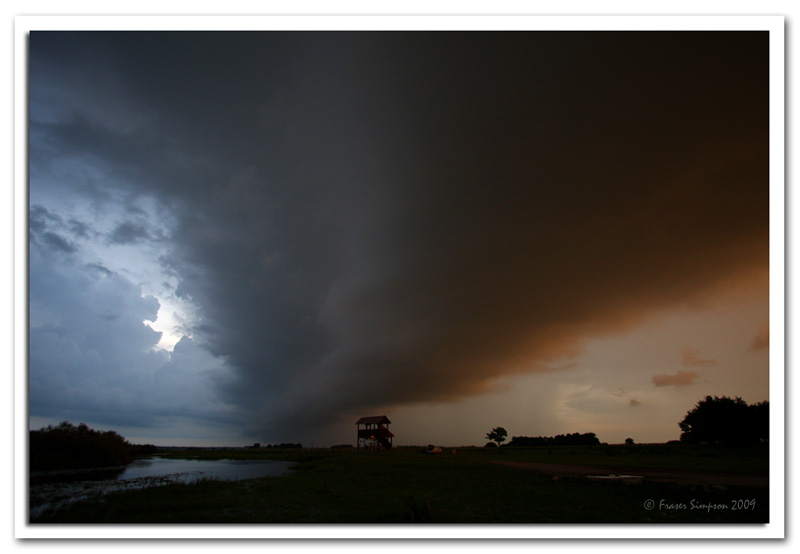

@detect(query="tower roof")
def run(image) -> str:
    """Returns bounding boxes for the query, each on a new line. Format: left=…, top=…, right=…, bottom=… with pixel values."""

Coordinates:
left=355, top=415, right=391, bottom=425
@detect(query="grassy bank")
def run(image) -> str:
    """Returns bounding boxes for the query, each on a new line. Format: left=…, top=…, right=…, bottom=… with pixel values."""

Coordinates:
left=31, top=444, right=769, bottom=524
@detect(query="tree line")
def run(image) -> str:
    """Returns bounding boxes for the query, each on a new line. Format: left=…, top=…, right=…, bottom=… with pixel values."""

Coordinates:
left=250, top=442, right=303, bottom=449
left=485, top=395, right=768, bottom=449
left=485, top=427, right=600, bottom=447
left=30, top=421, right=156, bottom=471
left=506, top=432, right=601, bottom=447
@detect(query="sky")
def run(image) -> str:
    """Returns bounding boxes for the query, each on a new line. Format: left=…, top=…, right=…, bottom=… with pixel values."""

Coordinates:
left=27, top=29, right=772, bottom=448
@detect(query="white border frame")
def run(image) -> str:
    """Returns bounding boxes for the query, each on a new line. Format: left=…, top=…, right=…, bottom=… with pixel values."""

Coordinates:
left=13, top=14, right=785, bottom=541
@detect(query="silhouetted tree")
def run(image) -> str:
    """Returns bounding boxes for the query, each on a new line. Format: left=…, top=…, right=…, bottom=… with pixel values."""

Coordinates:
left=486, top=427, right=508, bottom=446
left=746, top=401, right=770, bottom=443
left=625, top=438, right=635, bottom=445
left=30, top=421, right=134, bottom=471
left=679, top=396, right=768, bottom=445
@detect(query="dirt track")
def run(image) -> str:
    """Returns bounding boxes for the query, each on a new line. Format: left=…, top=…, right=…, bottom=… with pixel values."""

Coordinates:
left=489, top=460, right=769, bottom=488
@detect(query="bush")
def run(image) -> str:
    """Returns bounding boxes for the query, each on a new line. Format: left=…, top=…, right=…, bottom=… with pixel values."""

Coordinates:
left=30, top=421, right=134, bottom=471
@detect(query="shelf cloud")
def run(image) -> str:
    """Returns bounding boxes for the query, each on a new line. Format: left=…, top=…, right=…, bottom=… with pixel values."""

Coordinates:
left=28, top=30, right=770, bottom=444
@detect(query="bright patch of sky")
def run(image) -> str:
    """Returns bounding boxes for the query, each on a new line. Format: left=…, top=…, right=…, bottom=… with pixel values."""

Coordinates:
left=31, top=172, right=190, bottom=352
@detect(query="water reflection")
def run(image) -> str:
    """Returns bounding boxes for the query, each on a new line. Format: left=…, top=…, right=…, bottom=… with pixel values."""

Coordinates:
left=30, top=456, right=295, bottom=518
left=118, top=456, right=295, bottom=481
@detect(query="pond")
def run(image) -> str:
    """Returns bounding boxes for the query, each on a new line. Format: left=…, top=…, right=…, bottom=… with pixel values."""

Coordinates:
left=29, top=456, right=295, bottom=519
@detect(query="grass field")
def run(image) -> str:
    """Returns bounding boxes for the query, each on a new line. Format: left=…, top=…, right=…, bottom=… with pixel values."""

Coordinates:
left=30, top=444, right=770, bottom=524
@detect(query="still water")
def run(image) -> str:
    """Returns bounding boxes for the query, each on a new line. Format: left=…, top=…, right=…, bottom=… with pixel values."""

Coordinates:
left=118, top=456, right=295, bottom=481
left=30, top=456, right=295, bottom=518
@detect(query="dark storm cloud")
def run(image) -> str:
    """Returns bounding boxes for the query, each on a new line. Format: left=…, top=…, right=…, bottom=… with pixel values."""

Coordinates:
left=68, top=219, right=93, bottom=239
left=30, top=204, right=78, bottom=252
left=30, top=204, right=64, bottom=238
left=85, top=262, right=114, bottom=277
left=40, top=231, right=77, bottom=253
left=108, top=221, right=153, bottom=244
left=29, top=31, right=769, bottom=441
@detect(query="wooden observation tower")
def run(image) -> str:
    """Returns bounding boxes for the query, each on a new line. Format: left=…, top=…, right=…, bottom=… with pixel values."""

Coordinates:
left=355, top=415, right=394, bottom=451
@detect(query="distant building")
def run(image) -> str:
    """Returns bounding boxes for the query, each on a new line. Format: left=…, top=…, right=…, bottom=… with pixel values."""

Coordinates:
left=355, top=415, right=394, bottom=451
